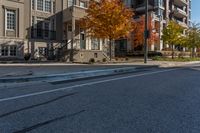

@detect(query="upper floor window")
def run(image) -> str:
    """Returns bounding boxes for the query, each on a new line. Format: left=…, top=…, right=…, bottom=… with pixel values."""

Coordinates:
left=53, top=1, right=55, bottom=13
left=45, top=0, right=51, bottom=12
left=6, top=9, right=16, bottom=30
left=68, top=0, right=74, bottom=7
left=37, top=0, right=52, bottom=12
left=37, top=0, right=43, bottom=11
left=32, top=0, right=35, bottom=10
left=80, top=1, right=86, bottom=8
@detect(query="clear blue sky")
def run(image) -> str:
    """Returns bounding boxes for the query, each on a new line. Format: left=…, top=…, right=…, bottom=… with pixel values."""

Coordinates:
left=192, top=0, right=200, bottom=22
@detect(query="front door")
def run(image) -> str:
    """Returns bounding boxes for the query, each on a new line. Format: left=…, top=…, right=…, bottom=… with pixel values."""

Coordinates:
left=80, top=33, right=85, bottom=49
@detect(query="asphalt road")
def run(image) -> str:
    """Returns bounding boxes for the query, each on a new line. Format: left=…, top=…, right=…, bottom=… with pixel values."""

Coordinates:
left=0, top=65, right=200, bottom=133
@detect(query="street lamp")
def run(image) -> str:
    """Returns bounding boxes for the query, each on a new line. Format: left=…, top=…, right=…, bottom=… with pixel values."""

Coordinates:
left=144, top=0, right=149, bottom=63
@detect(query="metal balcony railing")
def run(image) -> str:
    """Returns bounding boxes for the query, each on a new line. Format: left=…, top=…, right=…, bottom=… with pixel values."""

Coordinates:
left=174, top=6, right=187, bottom=16
left=31, top=29, right=56, bottom=40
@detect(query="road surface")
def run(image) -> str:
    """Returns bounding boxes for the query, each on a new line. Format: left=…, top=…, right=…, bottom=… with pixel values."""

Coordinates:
left=0, top=64, right=200, bottom=133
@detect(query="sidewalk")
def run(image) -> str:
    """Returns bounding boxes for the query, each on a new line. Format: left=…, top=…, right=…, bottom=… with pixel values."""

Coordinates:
left=0, top=63, right=152, bottom=78
left=0, top=61, right=199, bottom=78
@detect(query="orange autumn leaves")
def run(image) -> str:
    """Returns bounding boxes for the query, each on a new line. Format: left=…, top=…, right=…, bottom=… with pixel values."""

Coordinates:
left=133, top=16, right=159, bottom=48
left=80, top=0, right=159, bottom=46
left=80, top=0, right=136, bottom=40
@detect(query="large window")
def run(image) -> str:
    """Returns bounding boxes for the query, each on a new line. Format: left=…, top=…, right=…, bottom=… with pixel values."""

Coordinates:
left=6, top=9, right=16, bottom=30
left=91, top=38, right=100, bottom=50
left=37, top=0, right=52, bottom=12
left=10, top=45, right=17, bottom=56
left=45, top=0, right=51, bottom=12
left=36, top=19, right=43, bottom=38
left=1, top=46, right=9, bottom=56
left=44, top=22, right=50, bottom=38
left=37, top=0, right=43, bottom=11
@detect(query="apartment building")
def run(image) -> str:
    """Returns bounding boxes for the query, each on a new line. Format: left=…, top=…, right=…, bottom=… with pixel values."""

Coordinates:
left=0, top=0, right=108, bottom=62
left=116, top=0, right=191, bottom=55
left=0, top=0, right=25, bottom=60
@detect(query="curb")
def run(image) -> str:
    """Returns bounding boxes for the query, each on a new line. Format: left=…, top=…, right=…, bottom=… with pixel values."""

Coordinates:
left=0, top=66, right=157, bottom=83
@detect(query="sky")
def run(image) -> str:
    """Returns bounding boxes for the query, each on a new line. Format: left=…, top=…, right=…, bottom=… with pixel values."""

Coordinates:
left=192, top=0, right=200, bottom=22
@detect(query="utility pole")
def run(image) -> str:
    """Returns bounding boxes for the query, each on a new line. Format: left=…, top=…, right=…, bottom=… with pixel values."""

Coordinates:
left=144, top=0, right=149, bottom=63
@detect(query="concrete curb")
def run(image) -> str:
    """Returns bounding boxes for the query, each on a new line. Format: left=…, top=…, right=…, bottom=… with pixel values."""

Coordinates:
left=158, top=61, right=200, bottom=68
left=0, top=66, right=157, bottom=83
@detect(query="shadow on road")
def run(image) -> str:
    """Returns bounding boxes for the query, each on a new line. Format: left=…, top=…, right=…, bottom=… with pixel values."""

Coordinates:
left=0, top=92, right=77, bottom=118
left=13, top=109, right=85, bottom=133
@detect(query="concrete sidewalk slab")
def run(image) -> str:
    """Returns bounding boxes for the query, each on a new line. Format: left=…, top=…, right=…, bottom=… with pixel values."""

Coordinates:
left=0, top=61, right=199, bottom=79
left=0, top=64, right=156, bottom=78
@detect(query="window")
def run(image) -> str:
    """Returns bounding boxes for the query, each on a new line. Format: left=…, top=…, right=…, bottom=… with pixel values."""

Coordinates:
left=44, top=22, right=50, bottom=38
left=31, top=16, right=35, bottom=37
left=36, top=19, right=43, bottom=37
left=91, top=38, right=100, bottom=50
left=6, top=9, right=16, bottom=30
left=68, top=0, right=74, bottom=7
left=1, top=46, right=9, bottom=56
left=45, top=0, right=51, bottom=12
left=37, top=0, right=43, bottom=11
left=32, top=16, right=35, bottom=27
left=94, top=53, right=98, bottom=58
left=80, top=1, right=86, bottom=8
left=51, top=18, right=55, bottom=30
left=53, top=1, right=55, bottom=13
left=37, top=0, right=52, bottom=12
left=32, top=0, right=35, bottom=10
left=10, top=45, right=17, bottom=56
left=68, top=25, right=72, bottom=32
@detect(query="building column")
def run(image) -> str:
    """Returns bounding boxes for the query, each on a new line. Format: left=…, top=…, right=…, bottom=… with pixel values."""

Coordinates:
left=70, top=15, right=75, bottom=61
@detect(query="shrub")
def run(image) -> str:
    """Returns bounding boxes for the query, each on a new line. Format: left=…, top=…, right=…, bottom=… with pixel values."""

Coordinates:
left=102, top=58, right=107, bottom=62
left=24, top=53, right=31, bottom=61
left=89, top=58, right=95, bottom=64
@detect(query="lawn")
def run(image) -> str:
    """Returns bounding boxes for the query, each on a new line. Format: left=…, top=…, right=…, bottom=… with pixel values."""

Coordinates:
left=152, top=56, right=200, bottom=62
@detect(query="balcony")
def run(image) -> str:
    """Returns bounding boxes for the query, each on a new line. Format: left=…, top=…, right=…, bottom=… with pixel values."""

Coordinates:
left=63, top=5, right=87, bottom=22
left=176, top=20, right=188, bottom=27
left=31, top=29, right=56, bottom=40
left=173, top=6, right=187, bottom=18
left=174, top=0, right=188, bottom=7
left=135, top=4, right=154, bottom=12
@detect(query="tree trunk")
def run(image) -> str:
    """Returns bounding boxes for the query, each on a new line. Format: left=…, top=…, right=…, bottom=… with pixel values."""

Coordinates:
left=109, top=39, right=112, bottom=61
left=192, top=48, right=195, bottom=58
left=172, top=44, right=174, bottom=59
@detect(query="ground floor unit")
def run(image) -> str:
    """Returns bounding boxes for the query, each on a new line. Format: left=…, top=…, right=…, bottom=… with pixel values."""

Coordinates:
left=0, top=37, right=111, bottom=63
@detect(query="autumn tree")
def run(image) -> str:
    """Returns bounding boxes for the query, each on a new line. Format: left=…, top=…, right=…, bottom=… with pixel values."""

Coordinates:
left=132, top=15, right=159, bottom=50
left=183, top=23, right=200, bottom=57
left=80, top=0, right=136, bottom=61
left=162, top=21, right=183, bottom=59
